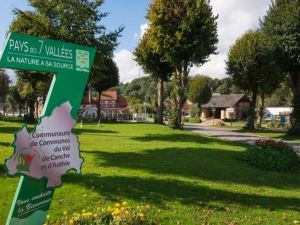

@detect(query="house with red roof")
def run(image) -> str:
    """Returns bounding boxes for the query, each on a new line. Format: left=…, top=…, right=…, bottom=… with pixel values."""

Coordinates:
left=80, top=89, right=130, bottom=118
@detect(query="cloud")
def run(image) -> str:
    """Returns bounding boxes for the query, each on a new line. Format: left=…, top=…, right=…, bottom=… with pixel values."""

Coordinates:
left=115, top=23, right=150, bottom=83
left=114, top=49, right=145, bottom=83
left=133, top=23, right=149, bottom=40
left=190, top=53, right=227, bottom=78
left=6, top=69, right=17, bottom=84
left=195, top=0, right=271, bottom=78
left=116, top=1, right=272, bottom=83
left=139, top=23, right=149, bottom=39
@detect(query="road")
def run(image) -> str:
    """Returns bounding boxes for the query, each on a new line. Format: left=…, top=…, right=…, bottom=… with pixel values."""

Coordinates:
left=184, top=124, right=300, bottom=155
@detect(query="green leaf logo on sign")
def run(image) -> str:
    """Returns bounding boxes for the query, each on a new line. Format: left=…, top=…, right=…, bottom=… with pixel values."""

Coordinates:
left=0, top=32, right=96, bottom=225
left=76, top=50, right=90, bottom=72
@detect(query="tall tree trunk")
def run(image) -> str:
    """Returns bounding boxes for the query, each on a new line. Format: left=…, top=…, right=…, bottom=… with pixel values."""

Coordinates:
left=170, top=63, right=188, bottom=129
left=156, top=79, right=164, bottom=124
left=35, top=98, right=39, bottom=118
left=246, top=88, right=258, bottom=130
left=97, top=91, right=102, bottom=120
left=28, top=98, right=35, bottom=122
left=2, top=97, right=5, bottom=118
left=18, top=104, right=22, bottom=117
left=289, top=72, right=300, bottom=134
left=258, top=93, right=265, bottom=128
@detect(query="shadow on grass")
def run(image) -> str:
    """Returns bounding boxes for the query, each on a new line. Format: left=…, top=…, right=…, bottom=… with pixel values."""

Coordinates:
left=0, top=164, right=6, bottom=177
left=0, top=125, right=118, bottom=135
left=131, top=133, right=232, bottom=145
left=0, top=141, right=10, bottom=147
left=81, top=146, right=300, bottom=190
left=74, top=128, right=118, bottom=134
left=0, top=126, right=21, bottom=134
left=64, top=174, right=300, bottom=212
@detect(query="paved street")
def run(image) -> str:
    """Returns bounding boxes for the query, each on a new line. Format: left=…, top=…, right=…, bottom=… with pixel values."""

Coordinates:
left=184, top=124, right=300, bottom=155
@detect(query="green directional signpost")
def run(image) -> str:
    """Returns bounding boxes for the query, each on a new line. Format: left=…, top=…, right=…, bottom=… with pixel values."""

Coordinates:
left=0, top=32, right=96, bottom=225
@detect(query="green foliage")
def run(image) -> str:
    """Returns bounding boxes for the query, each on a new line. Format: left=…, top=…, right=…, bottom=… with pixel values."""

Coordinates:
left=90, top=58, right=119, bottom=118
left=261, top=0, right=300, bottom=133
left=264, top=79, right=292, bottom=107
left=134, top=32, right=173, bottom=124
left=188, top=104, right=200, bottom=118
left=227, top=30, right=282, bottom=94
left=147, top=0, right=218, bottom=128
left=189, top=116, right=201, bottom=123
left=147, top=0, right=218, bottom=66
left=188, top=75, right=212, bottom=107
left=6, top=87, right=19, bottom=115
left=239, top=139, right=300, bottom=172
left=91, top=58, right=120, bottom=94
left=121, top=76, right=158, bottom=113
left=134, top=33, right=173, bottom=82
left=128, top=97, right=143, bottom=113
left=0, top=69, right=10, bottom=116
left=215, top=77, right=241, bottom=94
left=0, top=69, right=10, bottom=98
left=227, top=30, right=283, bottom=129
left=9, top=0, right=122, bottom=120
left=261, top=0, right=300, bottom=74
left=289, top=92, right=300, bottom=135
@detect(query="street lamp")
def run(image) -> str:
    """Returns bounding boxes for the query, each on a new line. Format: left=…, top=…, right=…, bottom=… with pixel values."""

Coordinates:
left=211, top=102, right=216, bottom=126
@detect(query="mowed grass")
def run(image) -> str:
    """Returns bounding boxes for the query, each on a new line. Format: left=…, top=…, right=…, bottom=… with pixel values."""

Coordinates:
left=0, top=120, right=300, bottom=224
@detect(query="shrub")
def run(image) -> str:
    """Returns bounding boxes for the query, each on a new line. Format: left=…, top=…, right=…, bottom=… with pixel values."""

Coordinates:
left=189, top=117, right=201, bottom=123
left=45, top=201, right=157, bottom=225
left=239, top=139, right=300, bottom=172
left=183, top=117, right=189, bottom=122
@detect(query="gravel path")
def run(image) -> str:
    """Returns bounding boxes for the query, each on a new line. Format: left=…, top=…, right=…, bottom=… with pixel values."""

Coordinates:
left=184, top=124, right=300, bottom=155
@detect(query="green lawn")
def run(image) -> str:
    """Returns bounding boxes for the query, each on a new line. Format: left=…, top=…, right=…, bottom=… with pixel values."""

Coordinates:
left=0, top=120, right=300, bottom=224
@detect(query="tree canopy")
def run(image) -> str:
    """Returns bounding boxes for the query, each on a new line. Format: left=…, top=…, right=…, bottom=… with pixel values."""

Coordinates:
left=147, top=0, right=218, bottom=128
left=227, top=30, right=283, bottom=129
left=134, top=31, right=174, bottom=124
left=90, top=57, right=119, bottom=119
left=8, top=0, right=122, bottom=121
left=0, top=69, right=10, bottom=116
left=261, top=0, right=300, bottom=134
left=188, top=75, right=212, bottom=109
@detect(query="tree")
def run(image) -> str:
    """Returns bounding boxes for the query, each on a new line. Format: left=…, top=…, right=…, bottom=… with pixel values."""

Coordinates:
left=90, top=57, right=119, bottom=119
left=0, top=69, right=10, bottom=117
left=215, top=77, right=242, bottom=94
left=9, top=0, right=122, bottom=120
left=134, top=32, right=173, bottom=124
left=261, top=0, right=300, bottom=134
left=147, top=0, right=218, bottom=128
left=188, top=75, right=212, bottom=113
left=7, top=85, right=24, bottom=117
left=227, top=30, right=283, bottom=129
left=264, top=79, right=292, bottom=107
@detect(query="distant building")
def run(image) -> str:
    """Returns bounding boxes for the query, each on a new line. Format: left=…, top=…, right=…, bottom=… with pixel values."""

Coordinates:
left=201, top=94, right=250, bottom=121
left=80, top=89, right=130, bottom=119
left=263, top=107, right=292, bottom=120
left=182, top=100, right=194, bottom=116
left=100, top=89, right=129, bottom=113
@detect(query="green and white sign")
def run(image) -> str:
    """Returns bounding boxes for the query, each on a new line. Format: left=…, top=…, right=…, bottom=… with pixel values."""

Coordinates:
left=0, top=32, right=96, bottom=225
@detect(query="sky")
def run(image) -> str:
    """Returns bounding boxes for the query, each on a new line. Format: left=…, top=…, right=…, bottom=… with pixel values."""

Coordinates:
left=0, top=0, right=271, bottom=83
